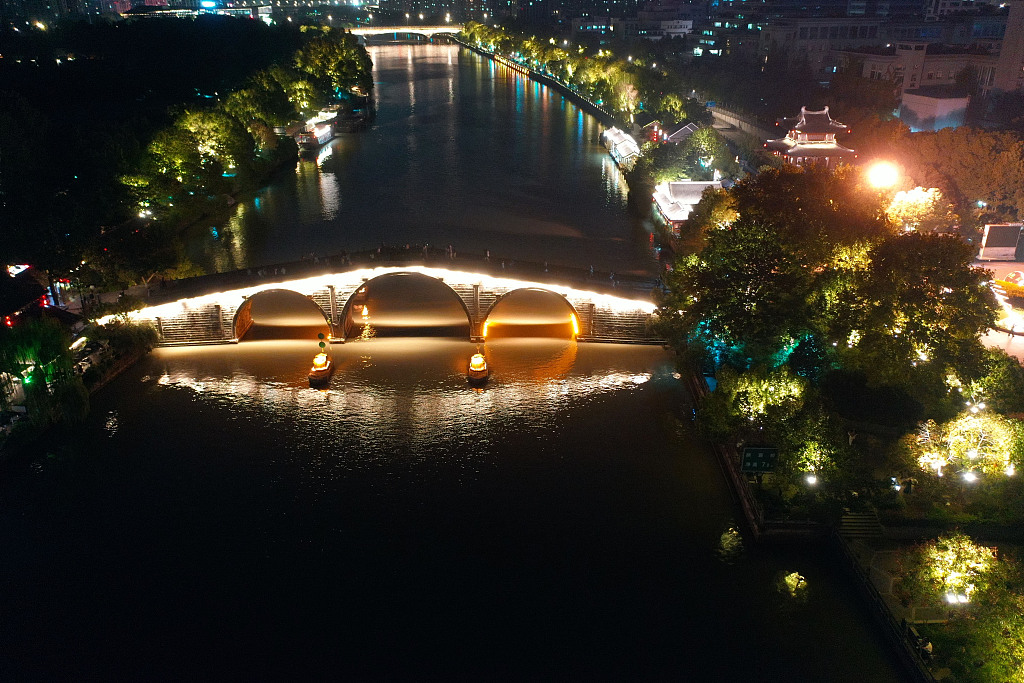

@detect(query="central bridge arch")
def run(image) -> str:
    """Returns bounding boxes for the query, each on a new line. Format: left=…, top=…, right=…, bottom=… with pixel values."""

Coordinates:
left=340, top=271, right=472, bottom=339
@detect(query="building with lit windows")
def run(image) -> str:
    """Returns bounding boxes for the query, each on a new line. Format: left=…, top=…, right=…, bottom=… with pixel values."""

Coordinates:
left=836, top=41, right=997, bottom=97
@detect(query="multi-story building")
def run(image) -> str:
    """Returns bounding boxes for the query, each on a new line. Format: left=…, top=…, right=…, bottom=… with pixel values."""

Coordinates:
left=993, top=0, right=1024, bottom=93
left=759, top=17, right=884, bottom=74
left=836, top=40, right=997, bottom=95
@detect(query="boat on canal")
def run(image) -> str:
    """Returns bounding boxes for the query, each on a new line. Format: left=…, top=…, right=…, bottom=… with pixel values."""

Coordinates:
left=467, top=353, right=489, bottom=385
left=296, top=106, right=341, bottom=151
left=308, top=352, right=333, bottom=387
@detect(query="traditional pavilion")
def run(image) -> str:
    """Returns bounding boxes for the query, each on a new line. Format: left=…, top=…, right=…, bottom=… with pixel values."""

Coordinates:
left=765, top=106, right=855, bottom=168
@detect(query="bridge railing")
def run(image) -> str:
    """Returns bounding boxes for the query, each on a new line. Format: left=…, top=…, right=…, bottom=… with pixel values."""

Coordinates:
left=145, top=246, right=665, bottom=308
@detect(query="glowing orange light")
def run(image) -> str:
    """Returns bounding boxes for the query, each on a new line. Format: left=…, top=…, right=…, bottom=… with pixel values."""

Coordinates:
left=570, top=313, right=579, bottom=336
left=469, top=354, right=487, bottom=372
left=481, top=320, right=489, bottom=337
left=311, top=353, right=329, bottom=370
left=867, top=161, right=899, bottom=189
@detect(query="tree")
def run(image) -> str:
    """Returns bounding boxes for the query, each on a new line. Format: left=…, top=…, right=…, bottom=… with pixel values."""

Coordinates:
left=897, top=128, right=1024, bottom=225
left=894, top=531, right=997, bottom=606
left=659, top=166, right=893, bottom=367
left=0, top=316, right=88, bottom=424
left=908, top=413, right=1022, bottom=478
left=657, top=93, right=687, bottom=122
left=851, top=233, right=996, bottom=389
left=660, top=217, right=817, bottom=365
left=294, top=29, right=374, bottom=99
left=223, top=70, right=295, bottom=129
left=886, top=187, right=956, bottom=233
left=891, top=533, right=1024, bottom=682
left=676, top=187, right=738, bottom=253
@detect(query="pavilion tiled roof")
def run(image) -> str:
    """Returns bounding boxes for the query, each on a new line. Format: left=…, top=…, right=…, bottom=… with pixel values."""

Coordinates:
left=765, top=140, right=855, bottom=157
left=775, top=106, right=849, bottom=135
left=652, top=180, right=722, bottom=222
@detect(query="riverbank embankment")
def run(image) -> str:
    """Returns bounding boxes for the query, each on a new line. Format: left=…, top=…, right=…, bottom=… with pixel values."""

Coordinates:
left=451, top=37, right=620, bottom=130
left=687, top=368, right=935, bottom=682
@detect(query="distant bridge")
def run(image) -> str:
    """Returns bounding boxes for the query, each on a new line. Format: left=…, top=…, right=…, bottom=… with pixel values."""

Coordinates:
left=349, top=25, right=462, bottom=40
left=118, top=257, right=664, bottom=346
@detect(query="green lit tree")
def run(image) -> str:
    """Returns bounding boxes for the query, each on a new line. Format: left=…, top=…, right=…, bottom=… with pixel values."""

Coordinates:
left=0, top=317, right=88, bottom=424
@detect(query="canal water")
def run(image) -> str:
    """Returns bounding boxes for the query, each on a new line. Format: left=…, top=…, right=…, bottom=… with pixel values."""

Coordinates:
left=194, top=43, right=660, bottom=277
left=0, top=44, right=905, bottom=680
left=2, top=339, right=903, bottom=680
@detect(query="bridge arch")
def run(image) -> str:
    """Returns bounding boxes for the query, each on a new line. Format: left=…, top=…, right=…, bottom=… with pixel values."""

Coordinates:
left=483, top=288, right=581, bottom=339
left=339, top=271, right=473, bottom=339
left=233, top=288, right=331, bottom=341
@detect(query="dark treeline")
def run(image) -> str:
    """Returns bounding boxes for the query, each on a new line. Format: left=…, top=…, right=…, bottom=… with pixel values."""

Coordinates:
left=0, top=18, right=307, bottom=280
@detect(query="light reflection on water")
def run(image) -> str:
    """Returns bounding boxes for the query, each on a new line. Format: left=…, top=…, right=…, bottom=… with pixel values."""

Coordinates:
left=149, top=339, right=660, bottom=473
left=188, top=44, right=652, bottom=275
left=2, top=338, right=905, bottom=680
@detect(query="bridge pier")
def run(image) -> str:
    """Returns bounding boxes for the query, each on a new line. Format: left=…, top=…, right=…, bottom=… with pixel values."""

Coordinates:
left=327, top=285, right=341, bottom=341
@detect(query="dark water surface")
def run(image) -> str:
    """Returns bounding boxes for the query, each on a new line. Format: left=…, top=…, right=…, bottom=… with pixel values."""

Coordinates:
left=2, top=340, right=903, bottom=680
left=194, top=43, right=659, bottom=276
left=1, top=44, right=905, bottom=681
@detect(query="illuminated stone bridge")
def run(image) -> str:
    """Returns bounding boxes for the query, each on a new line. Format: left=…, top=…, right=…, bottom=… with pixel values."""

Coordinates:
left=124, top=264, right=664, bottom=346
left=348, top=25, right=462, bottom=40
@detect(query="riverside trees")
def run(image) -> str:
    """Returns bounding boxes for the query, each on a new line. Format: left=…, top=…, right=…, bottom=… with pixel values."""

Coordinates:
left=659, top=165, right=1001, bottom=510
left=119, top=27, right=373, bottom=252
left=0, top=19, right=373, bottom=289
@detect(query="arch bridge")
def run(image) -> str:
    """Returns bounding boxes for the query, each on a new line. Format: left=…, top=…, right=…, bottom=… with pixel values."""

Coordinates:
left=124, top=265, right=663, bottom=345
left=349, top=25, right=462, bottom=40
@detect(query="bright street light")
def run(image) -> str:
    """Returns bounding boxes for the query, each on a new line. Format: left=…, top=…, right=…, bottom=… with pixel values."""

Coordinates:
left=867, top=161, right=899, bottom=189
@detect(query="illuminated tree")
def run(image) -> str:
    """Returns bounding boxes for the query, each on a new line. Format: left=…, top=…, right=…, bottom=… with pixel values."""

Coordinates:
left=908, top=412, right=1021, bottom=478
left=850, top=233, right=997, bottom=389
left=885, top=187, right=956, bottom=233
left=294, top=29, right=374, bottom=98
left=177, top=109, right=254, bottom=174
left=223, top=70, right=295, bottom=129
left=897, top=127, right=1024, bottom=224
left=894, top=531, right=996, bottom=606
left=675, top=187, right=738, bottom=254
left=659, top=166, right=892, bottom=365
left=895, top=535, right=1024, bottom=682
left=657, top=93, right=687, bottom=121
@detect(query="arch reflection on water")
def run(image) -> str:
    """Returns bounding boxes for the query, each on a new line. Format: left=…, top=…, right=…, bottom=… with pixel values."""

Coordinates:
left=149, top=339, right=654, bottom=446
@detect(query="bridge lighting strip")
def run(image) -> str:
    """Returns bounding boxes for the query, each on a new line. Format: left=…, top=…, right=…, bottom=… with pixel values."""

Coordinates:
left=97, top=266, right=657, bottom=327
